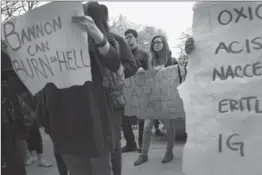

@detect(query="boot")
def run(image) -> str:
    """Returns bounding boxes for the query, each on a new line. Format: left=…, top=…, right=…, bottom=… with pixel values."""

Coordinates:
left=134, top=154, right=148, bottom=166
left=161, top=152, right=174, bottom=163
left=162, top=122, right=175, bottom=163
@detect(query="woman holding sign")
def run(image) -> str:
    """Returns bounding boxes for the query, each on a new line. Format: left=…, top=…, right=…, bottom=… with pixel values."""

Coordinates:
left=134, top=35, right=187, bottom=166
left=37, top=2, right=121, bottom=175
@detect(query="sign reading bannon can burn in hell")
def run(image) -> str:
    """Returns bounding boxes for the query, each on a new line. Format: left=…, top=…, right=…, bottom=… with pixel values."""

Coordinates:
left=1, top=2, right=92, bottom=95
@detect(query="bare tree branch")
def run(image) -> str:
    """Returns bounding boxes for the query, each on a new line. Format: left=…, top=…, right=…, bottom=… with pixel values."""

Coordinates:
left=28, top=1, right=39, bottom=10
left=110, top=18, right=121, bottom=30
left=175, top=28, right=192, bottom=54
left=1, top=1, right=39, bottom=21
left=21, top=1, right=27, bottom=13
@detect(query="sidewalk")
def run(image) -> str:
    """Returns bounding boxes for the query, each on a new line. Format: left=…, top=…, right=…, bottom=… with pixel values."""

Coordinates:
left=26, top=129, right=184, bottom=175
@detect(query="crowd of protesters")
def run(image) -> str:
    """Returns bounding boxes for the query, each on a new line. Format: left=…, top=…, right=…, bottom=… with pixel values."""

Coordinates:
left=1, top=1, right=194, bottom=175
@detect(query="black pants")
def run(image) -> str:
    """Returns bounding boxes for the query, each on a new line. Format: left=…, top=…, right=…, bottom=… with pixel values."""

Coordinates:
left=111, top=109, right=124, bottom=175
left=26, top=123, right=43, bottom=154
left=54, top=153, right=68, bottom=175
left=111, top=139, right=121, bottom=175
left=122, top=116, right=160, bottom=147
left=2, top=137, right=26, bottom=175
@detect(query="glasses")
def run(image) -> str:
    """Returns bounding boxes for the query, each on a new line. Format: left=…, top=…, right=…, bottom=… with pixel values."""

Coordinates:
left=153, top=41, right=163, bottom=45
left=125, top=36, right=134, bottom=40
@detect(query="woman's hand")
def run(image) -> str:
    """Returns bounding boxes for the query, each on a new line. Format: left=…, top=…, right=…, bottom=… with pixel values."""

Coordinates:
left=72, top=15, right=104, bottom=44
left=185, top=37, right=195, bottom=55
left=136, top=67, right=145, bottom=73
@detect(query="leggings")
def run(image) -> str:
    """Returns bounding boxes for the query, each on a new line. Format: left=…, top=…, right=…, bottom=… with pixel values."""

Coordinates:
left=26, top=123, right=43, bottom=154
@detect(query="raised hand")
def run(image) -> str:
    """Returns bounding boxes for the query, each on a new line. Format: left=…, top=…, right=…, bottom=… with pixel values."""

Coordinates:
left=72, top=15, right=104, bottom=44
left=185, top=37, right=194, bottom=55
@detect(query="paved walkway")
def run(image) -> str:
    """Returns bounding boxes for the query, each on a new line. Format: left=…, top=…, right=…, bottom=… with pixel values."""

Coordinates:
left=26, top=129, right=185, bottom=175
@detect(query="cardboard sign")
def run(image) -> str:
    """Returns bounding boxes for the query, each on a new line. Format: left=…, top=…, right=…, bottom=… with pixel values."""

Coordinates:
left=1, top=2, right=91, bottom=95
left=124, top=65, right=185, bottom=119
left=179, top=2, right=262, bottom=175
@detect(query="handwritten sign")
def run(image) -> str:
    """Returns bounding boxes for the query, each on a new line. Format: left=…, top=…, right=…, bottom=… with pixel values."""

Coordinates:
left=179, top=2, right=262, bottom=175
left=124, top=65, right=185, bottom=119
left=1, top=2, right=91, bottom=95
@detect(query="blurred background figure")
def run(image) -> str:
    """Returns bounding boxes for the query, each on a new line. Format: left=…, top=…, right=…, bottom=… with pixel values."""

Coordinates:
left=2, top=50, right=27, bottom=175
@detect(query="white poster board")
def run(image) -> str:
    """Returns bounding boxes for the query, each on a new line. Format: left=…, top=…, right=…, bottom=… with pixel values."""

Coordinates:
left=1, top=2, right=91, bottom=95
left=124, top=65, right=185, bottom=119
left=179, top=2, right=262, bottom=175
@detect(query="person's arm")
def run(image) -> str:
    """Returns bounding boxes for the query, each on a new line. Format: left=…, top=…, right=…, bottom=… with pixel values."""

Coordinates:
left=116, top=36, right=137, bottom=78
left=97, top=35, right=121, bottom=73
left=142, top=52, right=149, bottom=70
left=72, top=16, right=121, bottom=72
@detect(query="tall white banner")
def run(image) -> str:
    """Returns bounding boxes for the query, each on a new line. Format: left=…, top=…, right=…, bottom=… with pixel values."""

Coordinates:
left=179, top=2, right=262, bottom=175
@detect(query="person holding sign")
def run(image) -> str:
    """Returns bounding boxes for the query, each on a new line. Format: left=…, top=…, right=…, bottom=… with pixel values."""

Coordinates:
left=134, top=35, right=185, bottom=166
left=37, top=2, right=121, bottom=175
left=122, top=29, right=165, bottom=154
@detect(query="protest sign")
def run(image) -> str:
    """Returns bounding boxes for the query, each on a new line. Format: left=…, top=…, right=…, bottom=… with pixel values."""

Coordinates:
left=1, top=2, right=91, bottom=95
left=179, top=2, right=262, bottom=175
left=124, top=65, right=185, bottom=119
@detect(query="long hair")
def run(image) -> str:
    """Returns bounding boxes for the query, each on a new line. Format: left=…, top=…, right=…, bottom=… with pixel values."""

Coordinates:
left=99, top=4, right=109, bottom=22
left=82, top=1, right=109, bottom=35
left=149, top=35, right=172, bottom=68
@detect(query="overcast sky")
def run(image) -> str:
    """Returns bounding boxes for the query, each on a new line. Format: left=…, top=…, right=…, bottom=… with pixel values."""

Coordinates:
left=101, top=2, right=194, bottom=57
left=102, top=2, right=194, bottom=43
left=2, top=1, right=195, bottom=57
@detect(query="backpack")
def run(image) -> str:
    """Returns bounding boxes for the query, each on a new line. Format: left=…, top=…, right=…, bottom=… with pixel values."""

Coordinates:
left=107, top=64, right=126, bottom=109
left=99, top=34, right=126, bottom=109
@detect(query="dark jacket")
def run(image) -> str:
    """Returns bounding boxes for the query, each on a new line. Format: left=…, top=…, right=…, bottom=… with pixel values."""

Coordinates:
left=36, top=40, right=121, bottom=158
left=111, top=33, right=137, bottom=78
left=110, top=33, right=137, bottom=140
left=1, top=52, right=28, bottom=96
left=131, top=47, right=149, bottom=71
